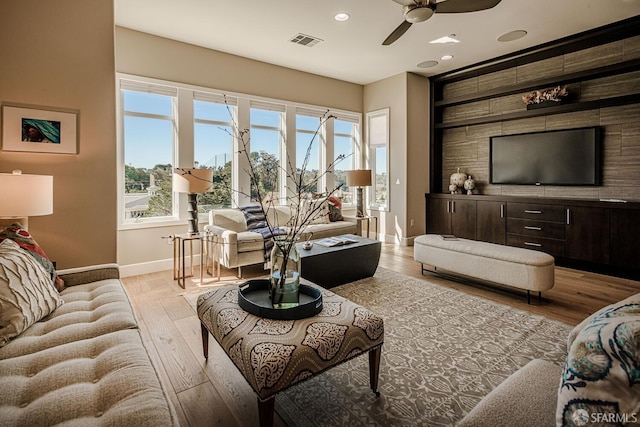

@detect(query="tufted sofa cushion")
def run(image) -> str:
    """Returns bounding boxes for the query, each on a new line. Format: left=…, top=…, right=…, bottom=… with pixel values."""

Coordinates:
left=0, top=329, right=176, bottom=426
left=0, top=279, right=138, bottom=359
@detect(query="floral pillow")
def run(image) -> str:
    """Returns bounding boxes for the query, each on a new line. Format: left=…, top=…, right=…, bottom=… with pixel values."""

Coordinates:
left=299, top=195, right=330, bottom=225
left=556, top=293, right=640, bottom=426
left=0, top=223, right=65, bottom=292
left=328, top=196, right=344, bottom=222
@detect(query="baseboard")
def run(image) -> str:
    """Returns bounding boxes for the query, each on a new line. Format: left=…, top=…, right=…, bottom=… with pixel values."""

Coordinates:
left=120, top=254, right=203, bottom=278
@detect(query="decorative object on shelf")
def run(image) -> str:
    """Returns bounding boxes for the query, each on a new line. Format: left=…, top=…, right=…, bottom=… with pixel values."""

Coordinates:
left=522, top=85, right=568, bottom=109
left=269, top=236, right=301, bottom=308
left=449, top=168, right=467, bottom=194
left=173, top=168, right=214, bottom=235
left=463, top=175, right=475, bottom=195
left=0, top=170, right=53, bottom=230
left=346, top=169, right=372, bottom=217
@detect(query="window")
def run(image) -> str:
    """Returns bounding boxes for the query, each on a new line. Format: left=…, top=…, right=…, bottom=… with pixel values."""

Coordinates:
left=367, top=109, right=389, bottom=210
left=121, top=83, right=177, bottom=221
left=333, top=119, right=358, bottom=205
left=249, top=105, right=283, bottom=202
left=117, top=75, right=361, bottom=228
left=194, top=96, right=235, bottom=210
left=296, top=114, right=322, bottom=193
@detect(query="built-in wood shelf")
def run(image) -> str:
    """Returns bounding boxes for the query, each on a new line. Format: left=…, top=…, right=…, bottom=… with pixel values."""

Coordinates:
left=433, top=58, right=640, bottom=108
left=435, top=93, right=640, bottom=129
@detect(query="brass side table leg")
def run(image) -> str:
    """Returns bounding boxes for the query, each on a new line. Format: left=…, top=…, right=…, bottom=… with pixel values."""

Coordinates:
left=173, top=235, right=178, bottom=280
left=199, top=237, right=204, bottom=284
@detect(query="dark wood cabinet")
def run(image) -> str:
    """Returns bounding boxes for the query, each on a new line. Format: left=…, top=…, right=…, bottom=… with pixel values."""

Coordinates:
left=565, top=206, right=610, bottom=264
left=476, top=200, right=506, bottom=244
left=610, top=209, right=640, bottom=268
left=425, top=193, right=640, bottom=279
left=425, top=195, right=476, bottom=239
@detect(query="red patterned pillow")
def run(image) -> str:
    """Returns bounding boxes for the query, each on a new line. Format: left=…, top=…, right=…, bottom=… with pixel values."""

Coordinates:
left=328, top=196, right=344, bottom=222
left=0, top=223, right=65, bottom=292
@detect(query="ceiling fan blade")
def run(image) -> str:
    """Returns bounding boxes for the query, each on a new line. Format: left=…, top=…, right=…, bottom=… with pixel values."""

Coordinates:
left=391, top=0, right=419, bottom=5
left=435, top=0, right=501, bottom=13
left=383, top=20, right=413, bottom=45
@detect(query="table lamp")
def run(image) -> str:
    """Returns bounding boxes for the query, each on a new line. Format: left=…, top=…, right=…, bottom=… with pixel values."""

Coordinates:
left=0, top=170, right=53, bottom=230
left=346, top=169, right=372, bottom=218
left=173, top=168, right=214, bottom=234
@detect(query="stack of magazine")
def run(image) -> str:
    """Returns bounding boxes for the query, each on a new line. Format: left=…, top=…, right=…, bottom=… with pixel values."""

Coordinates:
left=316, top=235, right=359, bottom=247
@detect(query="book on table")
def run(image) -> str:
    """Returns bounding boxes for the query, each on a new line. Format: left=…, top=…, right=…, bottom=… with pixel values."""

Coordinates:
left=316, top=235, right=359, bottom=247
left=440, top=234, right=458, bottom=240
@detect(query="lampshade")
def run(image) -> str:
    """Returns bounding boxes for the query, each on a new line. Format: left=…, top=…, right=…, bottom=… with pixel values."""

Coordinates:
left=0, top=170, right=53, bottom=217
left=173, top=168, right=214, bottom=194
left=346, top=169, right=372, bottom=187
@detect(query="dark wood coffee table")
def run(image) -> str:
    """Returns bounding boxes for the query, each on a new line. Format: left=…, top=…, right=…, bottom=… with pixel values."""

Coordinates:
left=296, top=234, right=381, bottom=288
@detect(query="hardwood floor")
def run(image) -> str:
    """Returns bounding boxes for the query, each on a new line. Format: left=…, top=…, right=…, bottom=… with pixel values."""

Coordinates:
left=122, top=243, right=640, bottom=427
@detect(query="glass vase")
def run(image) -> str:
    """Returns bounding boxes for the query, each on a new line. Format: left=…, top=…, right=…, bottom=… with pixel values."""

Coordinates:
left=270, top=236, right=300, bottom=309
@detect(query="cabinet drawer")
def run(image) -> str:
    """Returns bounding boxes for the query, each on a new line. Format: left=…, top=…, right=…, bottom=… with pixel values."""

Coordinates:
left=507, top=218, right=565, bottom=239
left=507, top=234, right=564, bottom=257
left=506, top=202, right=565, bottom=222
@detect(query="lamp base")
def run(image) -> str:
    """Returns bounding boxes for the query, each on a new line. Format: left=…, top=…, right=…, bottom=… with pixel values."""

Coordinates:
left=356, top=187, right=365, bottom=218
left=187, top=193, right=199, bottom=235
left=0, top=217, right=28, bottom=230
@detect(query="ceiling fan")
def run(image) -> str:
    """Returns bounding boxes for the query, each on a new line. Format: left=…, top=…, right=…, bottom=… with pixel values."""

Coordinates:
left=383, top=0, right=502, bottom=45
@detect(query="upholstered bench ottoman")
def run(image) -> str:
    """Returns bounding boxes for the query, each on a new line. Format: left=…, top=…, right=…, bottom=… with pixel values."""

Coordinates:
left=196, top=282, right=384, bottom=427
left=414, top=234, right=555, bottom=303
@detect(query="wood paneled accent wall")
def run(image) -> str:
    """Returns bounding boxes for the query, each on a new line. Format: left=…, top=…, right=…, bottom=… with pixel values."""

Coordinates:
left=430, top=18, right=640, bottom=202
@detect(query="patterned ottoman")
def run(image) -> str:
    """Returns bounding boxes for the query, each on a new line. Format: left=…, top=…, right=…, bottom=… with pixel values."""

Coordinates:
left=196, top=282, right=384, bottom=427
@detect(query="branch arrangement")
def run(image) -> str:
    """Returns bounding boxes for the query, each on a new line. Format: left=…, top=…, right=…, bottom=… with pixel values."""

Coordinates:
left=522, top=85, right=568, bottom=105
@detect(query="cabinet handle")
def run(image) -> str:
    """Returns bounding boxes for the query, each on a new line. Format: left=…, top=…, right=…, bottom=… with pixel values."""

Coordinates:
left=524, top=242, right=542, bottom=247
left=500, top=204, right=504, bottom=218
left=452, top=201, right=456, bottom=213
left=447, top=201, right=451, bottom=213
left=566, top=208, right=571, bottom=225
left=524, top=210, right=542, bottom=214
left=525, top=226, right=542, bottom=231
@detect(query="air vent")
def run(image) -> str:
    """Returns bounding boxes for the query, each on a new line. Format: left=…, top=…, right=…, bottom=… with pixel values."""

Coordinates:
left=289, top=33, right=324, bottom=47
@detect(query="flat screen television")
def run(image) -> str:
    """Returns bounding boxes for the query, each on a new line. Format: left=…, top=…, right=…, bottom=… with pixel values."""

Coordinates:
left=490, top=127, right=601, bottom=186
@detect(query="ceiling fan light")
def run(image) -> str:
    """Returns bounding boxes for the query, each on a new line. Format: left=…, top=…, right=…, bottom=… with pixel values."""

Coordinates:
left=404, top=5, right=434, bottom=24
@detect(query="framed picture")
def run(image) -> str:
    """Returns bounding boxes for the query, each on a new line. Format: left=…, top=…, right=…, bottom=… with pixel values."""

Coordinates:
left=1, top=105, right=78, bottom=154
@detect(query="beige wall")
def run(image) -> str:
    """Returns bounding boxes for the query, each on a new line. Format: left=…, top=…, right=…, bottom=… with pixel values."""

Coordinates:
left=115, top=27, right=364, bottom=271
left=116, top=28, right=362, bottom=112
left=363, top=72, right=429, bottom=245
left=0, top=0, right=116, bottom=269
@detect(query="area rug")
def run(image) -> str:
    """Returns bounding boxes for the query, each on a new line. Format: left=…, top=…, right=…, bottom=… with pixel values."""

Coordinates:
left=186, top=268, right=573, bottom=427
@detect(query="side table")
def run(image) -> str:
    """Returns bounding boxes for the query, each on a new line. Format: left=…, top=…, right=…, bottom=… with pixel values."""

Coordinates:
left=344, top=215, right=378, bottom=240
left=173, top=232, right=205, bottom=289
left=204, top=232, right=221, bottom=282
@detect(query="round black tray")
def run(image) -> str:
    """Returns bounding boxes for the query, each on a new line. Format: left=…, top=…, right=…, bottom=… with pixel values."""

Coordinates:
left=237, top=279, right=323, bottom=320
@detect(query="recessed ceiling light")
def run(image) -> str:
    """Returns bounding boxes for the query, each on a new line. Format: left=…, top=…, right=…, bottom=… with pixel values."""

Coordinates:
left=429, top=34, right=460, bottom=44
left=334, top=12, right=350, bottom=22
left=417, top=60, right=439, bottom=68
left=441, top=54, right=454, bottom=61
left=497, top=30, right=527, bottom=42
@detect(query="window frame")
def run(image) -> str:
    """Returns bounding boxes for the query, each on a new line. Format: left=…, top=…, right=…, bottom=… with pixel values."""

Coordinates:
left=116, top=73, right=362, bottom=230
left=366, top=108, right=390, bottom=212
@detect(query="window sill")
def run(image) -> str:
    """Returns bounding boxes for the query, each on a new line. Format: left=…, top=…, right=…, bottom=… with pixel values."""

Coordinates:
left=118, top=217, right=185, bottom=231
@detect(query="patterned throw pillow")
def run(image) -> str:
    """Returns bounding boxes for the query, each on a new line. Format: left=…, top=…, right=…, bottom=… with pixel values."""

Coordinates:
left=239, top=205, right=268, bottom=230
left=0, top=223, right=65, bottom=292
left=0, top=239, right=64, bottom=347
left=556, top=293, right=640, bottom=426
left=328, top=196, right=344, bottom=222
left=300, top=196, right=330, bottom=225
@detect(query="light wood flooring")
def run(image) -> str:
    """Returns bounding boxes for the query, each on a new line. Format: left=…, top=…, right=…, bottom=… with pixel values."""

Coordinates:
left=122, top=243, right=640, bottom=427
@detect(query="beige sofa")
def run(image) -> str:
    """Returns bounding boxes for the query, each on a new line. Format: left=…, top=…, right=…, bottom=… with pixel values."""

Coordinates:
left=0, top=263, right=179, bottom=426
left=206, top=205, right=357, bottom=276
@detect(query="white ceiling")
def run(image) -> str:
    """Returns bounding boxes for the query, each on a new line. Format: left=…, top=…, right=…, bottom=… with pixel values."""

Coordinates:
left=115, top=0, right=640, bottom=85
